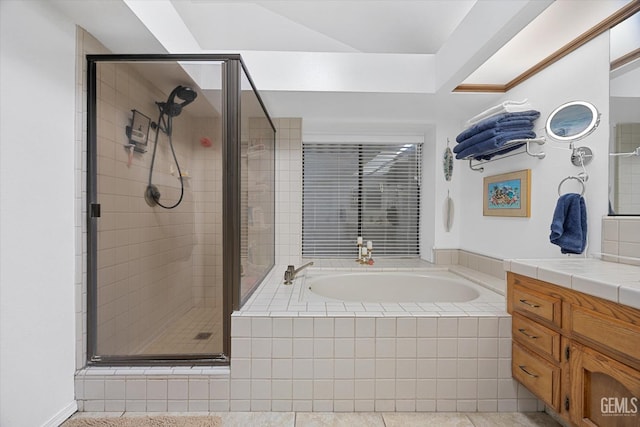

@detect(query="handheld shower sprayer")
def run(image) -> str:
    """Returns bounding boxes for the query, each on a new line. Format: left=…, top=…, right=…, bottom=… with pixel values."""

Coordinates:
left=145, top=85, right=198, bottom=209
left=157, top=85, right=198, bottom=118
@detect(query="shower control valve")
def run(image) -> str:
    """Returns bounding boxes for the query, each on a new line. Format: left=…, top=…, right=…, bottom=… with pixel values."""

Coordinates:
left=144, top=184, right=161, bottom=207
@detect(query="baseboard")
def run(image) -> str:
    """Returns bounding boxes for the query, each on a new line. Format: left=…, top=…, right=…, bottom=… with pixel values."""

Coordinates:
left=44, top=401, right=78, bottom=427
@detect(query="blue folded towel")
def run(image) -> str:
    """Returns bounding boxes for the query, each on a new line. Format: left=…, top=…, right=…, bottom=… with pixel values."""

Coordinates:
left=455, top=130, right=536, bottom=160
left=453, top=122, right=534, bottom=154
left=456, top=110, right=540, bottom=142
left=550, top=193, right=587, bottom=254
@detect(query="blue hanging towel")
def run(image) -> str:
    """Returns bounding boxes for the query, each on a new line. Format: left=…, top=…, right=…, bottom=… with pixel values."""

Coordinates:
left=549, top=193, right=587, bottom=254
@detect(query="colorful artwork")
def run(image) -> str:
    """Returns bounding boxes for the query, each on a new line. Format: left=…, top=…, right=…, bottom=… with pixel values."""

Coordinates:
left=483, top=169, right=531, bottom=217
left=487, top=178, right=521, bottom=209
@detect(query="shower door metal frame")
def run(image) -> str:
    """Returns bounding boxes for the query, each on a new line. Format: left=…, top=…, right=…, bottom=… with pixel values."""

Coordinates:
left=86, top=54, right=275, bottom=365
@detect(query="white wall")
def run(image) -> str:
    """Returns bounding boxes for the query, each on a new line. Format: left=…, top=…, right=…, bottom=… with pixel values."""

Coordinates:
left=611, top=64, right=640, bottom=98
left=0, top=1, right=77, bottom=426
left=449, top=34, right=610, bottom=259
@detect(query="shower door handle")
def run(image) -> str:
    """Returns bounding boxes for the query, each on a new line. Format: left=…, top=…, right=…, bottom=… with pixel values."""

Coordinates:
left=90, top=203, right=101, bottom=218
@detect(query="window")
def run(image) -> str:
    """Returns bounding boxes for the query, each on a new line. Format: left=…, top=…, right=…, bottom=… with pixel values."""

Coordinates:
left=302, top=141, right=421, bottom=257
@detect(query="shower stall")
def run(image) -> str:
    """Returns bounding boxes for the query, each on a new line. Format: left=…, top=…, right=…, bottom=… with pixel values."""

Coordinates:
left=86, top=55, right=275, bottom=364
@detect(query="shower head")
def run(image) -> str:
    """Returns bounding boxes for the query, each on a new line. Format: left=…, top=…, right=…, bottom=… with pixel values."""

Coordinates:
left=158, top=85, right=198, bottom=117
left=174, top=85, right=197, bottom=103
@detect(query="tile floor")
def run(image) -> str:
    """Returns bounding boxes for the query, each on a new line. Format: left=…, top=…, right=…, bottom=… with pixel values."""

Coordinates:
left=141, top=307, right=223, bottom=355
left=67, top=411, right=563, bottom=426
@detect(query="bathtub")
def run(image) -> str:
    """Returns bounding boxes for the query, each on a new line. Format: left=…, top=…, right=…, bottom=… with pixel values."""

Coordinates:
left=298, top=269, right=501, bottom=304
left=225, top=265, right=520, bottom=413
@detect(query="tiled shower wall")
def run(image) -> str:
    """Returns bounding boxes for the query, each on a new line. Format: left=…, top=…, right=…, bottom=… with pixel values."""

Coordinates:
left=274, top=118, right=303, bottom=265
left=606, top=123, right=640, bottom=266
left=612, top=123, right=640, bottom=214
left=96, top=61, right=194, bottom=355
left=602, top=216, right=640, bottom=266
left=191, top=117, right=223, bottom=309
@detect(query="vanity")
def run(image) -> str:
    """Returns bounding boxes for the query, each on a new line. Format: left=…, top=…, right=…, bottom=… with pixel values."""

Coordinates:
left=505, top=259, right=640, bottom=426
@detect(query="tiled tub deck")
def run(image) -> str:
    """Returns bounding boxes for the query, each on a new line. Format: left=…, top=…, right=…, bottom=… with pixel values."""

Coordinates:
left=75, top=260, right=543, bottom=413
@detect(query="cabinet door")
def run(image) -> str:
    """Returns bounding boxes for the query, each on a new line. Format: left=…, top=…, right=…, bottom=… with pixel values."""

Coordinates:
left=570, top=342, right=640, bottom=427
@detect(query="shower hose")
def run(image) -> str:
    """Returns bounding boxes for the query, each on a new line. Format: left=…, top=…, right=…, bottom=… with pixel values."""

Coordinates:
left=146, top=107, right=185, bottom=209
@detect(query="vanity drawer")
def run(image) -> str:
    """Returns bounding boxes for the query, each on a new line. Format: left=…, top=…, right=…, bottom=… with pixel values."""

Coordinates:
left=512, top=285, right=561, bottom=327
left=512, top=341, right=560, bottom=410
left=512, top=312, right=561, bottom=362
left=571, top=306, right=640, bottom=364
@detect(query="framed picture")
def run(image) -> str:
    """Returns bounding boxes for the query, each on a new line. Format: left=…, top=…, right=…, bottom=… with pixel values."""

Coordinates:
left=483, top=169, right=531, bottom=217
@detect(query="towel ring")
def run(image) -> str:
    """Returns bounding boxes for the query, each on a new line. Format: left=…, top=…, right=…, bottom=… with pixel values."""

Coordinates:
left=558, top=176, right=585, bottom=196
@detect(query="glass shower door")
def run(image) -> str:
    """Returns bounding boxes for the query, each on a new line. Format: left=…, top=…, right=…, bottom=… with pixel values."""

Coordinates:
left=89, top=59, right=225, bottom=360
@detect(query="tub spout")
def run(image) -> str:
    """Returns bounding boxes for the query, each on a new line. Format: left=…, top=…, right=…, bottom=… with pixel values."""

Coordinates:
left=283, top=262, right=314, bottom=285
left=294, top=262, right=314, bottom=275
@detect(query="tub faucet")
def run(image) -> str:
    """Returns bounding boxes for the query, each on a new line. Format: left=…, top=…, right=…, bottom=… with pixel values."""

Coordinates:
left=283, top=262, right=314, bottom=285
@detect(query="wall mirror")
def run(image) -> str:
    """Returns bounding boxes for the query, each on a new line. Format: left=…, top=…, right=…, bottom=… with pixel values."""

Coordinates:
left=545, top=100, right=600, bottom=142
left=608, top=10, right=640, bottom=215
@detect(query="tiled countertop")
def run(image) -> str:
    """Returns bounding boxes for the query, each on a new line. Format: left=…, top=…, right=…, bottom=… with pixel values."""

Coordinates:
left=504, top=258, right=640, bottom=310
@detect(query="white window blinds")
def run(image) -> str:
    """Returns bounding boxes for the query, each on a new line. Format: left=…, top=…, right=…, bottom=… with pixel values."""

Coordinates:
left=302, top=142, right=421, bottom=258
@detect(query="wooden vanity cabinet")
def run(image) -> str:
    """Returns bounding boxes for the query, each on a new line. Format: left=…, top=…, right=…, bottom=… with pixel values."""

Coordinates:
left=507, top=272, right=640, bottom=426
left=570, top=342, right=640, bottom=427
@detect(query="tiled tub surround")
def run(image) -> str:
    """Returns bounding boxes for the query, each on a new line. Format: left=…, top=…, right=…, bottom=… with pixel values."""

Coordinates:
left=240, top=259, right=506, bottom=315
left=227, top=260, right=542, bottom=413
left=75, top=260, right=545, bottom=413
left=432, top=250, right=507, bottom=286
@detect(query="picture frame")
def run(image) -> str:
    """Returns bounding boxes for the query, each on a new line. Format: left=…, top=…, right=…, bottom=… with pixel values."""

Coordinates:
left=483, top=169, right=531, bottom=217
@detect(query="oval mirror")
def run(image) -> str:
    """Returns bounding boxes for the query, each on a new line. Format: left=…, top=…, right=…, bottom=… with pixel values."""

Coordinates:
left=545, top=100, right=600, bottom=142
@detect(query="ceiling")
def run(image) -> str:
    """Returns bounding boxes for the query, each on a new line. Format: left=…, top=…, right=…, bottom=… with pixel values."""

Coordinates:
left=170, top=0, right=476, bottom=54
left=50, top=0, right=636, bottom=133
left=463, top=0, right=631, bottom=85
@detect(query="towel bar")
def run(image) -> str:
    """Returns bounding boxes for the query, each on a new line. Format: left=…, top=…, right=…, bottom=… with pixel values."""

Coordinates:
left=462, top=137, right=546, bottom=172
left=558, top=176, right=585, bottom=196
